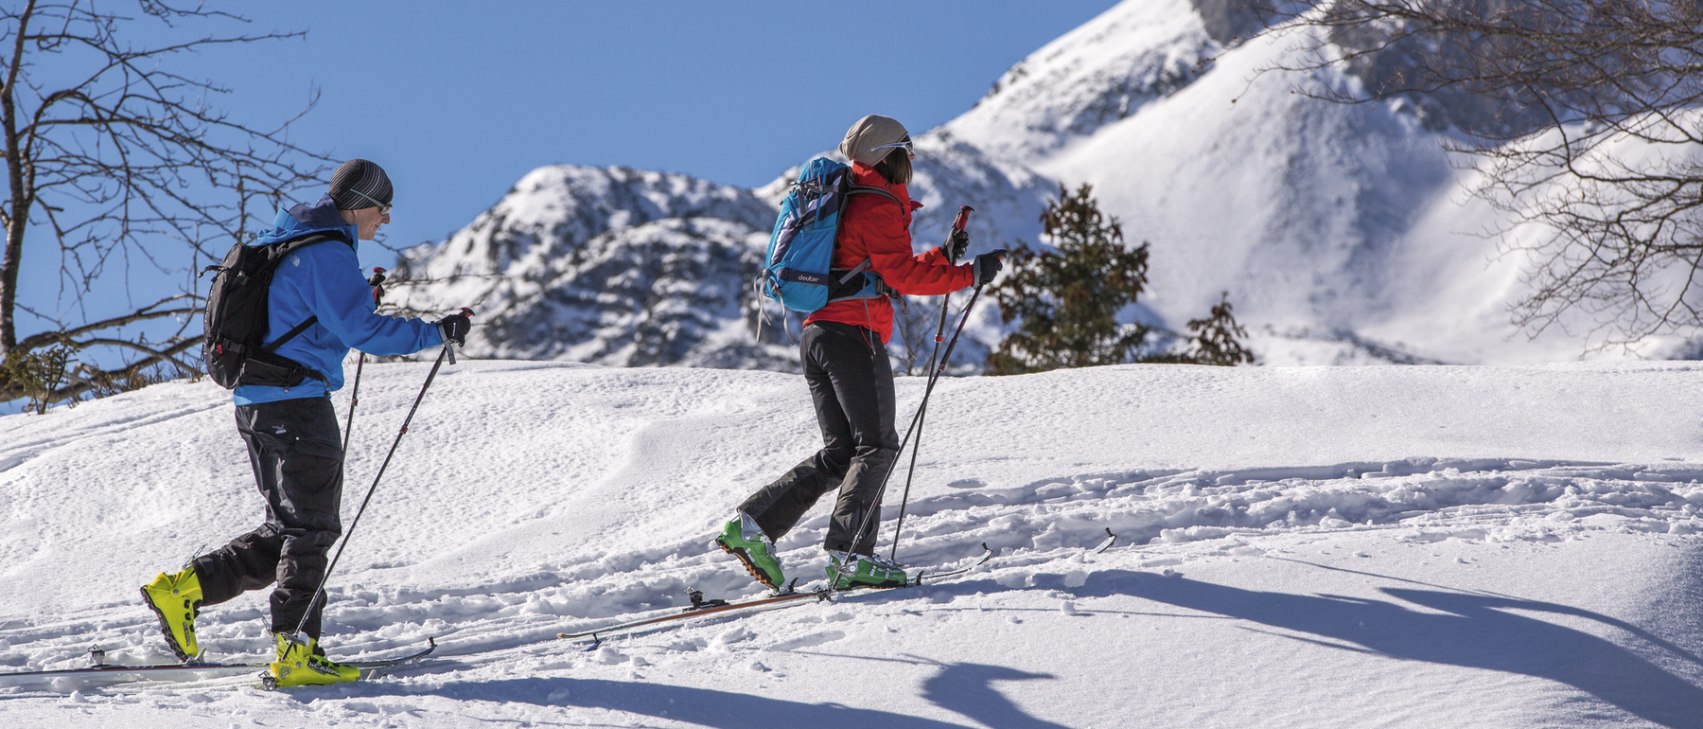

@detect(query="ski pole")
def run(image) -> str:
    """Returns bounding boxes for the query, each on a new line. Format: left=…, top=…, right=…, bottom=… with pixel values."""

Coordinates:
left=847, top=279, right=987, bottom=564
left=888, top=206, right=972, bottom=561
left=289, top=310, right=468, bottom=640
left=926, top=207, right=973, bottom=374
left=341, top=268, right=388, bottom=454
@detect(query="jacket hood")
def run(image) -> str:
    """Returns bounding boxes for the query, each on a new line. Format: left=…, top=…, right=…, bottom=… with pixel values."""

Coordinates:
left=850, top=162, right=922, bottom=213
left=255, top=194, right=358, bottom=246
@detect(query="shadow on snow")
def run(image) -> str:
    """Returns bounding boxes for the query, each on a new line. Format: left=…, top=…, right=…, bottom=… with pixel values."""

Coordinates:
left=1025, top=567, right=1703, bottom=729
left=354, top=668, right=1067, bottom=729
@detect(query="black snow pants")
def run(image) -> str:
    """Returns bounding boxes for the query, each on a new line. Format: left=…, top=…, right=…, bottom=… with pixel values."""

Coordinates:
left=739, top=321, right=900, bottom=555
left=192, top=396, right=344, bottom=639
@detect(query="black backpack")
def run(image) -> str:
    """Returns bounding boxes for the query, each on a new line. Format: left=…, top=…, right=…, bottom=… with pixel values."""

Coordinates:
left=202, top=232, right=350, bottom=389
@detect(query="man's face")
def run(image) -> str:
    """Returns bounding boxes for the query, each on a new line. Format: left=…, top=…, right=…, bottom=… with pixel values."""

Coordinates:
left=351, top=205, right=389, bottom=241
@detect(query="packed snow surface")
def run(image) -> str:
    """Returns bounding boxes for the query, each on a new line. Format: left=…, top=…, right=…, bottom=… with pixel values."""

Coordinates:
left=1, top=358, right=1701, bottom=727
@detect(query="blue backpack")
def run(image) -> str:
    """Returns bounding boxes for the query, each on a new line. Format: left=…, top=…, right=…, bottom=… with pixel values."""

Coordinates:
left=759, top=157, right=900, bottom=313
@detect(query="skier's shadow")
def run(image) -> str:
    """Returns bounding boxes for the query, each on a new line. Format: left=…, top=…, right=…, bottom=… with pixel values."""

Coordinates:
left=1073, top=569, right=1703, bottom=728
left=779, top=649, right=1071, bottom=729
left=397, top=675, right=986, bottom=728
left=921, top=660, right=1073, bottom=729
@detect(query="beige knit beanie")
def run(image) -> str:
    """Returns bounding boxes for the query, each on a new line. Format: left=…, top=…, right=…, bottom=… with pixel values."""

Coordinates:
left=838, top=115, right=910, bottom=166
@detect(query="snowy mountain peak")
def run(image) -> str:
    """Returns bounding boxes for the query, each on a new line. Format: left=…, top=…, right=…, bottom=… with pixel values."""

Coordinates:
left=946, top=0, right=1218, bottom=163
left=396, top=164, right=774, bottom=284
left=392, top=0, right=1688, bottom=369
left=389, top=164, right=785, bottom=368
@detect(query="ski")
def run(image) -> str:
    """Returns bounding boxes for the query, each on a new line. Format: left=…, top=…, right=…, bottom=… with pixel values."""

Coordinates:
left=819, top=542, right=994, bottom=595
left=256, top=638, right=436, bottom=690
left=890, top=541, right=994, bottom=585
left=557, top=543, right=995, bottom=647
left=0, top=638, right=436, bottom=689
left=1092, top=528, right=1117, bottom=554
left=556, top=582, right=826, bottom=646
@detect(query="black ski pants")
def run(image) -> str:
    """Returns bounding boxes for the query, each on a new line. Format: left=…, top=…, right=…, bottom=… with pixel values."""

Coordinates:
left=192, top=396, right=343, bottom=640
left=740, top=321, right=900, bottom=555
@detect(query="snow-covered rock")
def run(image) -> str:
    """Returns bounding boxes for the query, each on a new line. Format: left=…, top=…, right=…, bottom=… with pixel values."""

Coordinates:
left=390, top=165, right=789, bottom=367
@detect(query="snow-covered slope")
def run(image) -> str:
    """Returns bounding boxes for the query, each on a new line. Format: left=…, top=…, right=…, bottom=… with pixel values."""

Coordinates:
left=1039, top=20, right=1462, bottom=359
left=1, top=361, right=1701, bottom=726
left=939, top=0, right=1218, bottom=163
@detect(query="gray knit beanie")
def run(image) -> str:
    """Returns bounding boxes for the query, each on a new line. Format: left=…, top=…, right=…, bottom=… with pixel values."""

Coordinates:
left=839, top=115, right=910, bottom=166
left=329, top=159, right=393, bottom=210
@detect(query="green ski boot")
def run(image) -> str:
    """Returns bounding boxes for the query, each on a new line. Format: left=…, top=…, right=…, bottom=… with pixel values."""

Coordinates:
left=715, top=512, right=784, bottom=590
left=139, top=566, right=203, bottom=661
left=266, top=633, right=360, bottom=688
left=826, top=551, right=909, bottom=589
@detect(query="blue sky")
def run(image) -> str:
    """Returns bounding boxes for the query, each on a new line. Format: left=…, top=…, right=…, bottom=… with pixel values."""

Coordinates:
left=13, top=1, right=1117, bottom=364
left=191, top=1, right=1117, bottom=266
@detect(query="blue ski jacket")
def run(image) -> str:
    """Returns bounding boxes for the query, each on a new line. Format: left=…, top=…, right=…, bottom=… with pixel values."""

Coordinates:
left=233, top=196, right=444, bottom=406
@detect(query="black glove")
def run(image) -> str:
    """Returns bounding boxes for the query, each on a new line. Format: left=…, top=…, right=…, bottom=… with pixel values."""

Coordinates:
left=944, top=228, right=970, bottom=262
left=972, top=250, right=1006, bottom=286
left=436, top=311, right=472, bottom=346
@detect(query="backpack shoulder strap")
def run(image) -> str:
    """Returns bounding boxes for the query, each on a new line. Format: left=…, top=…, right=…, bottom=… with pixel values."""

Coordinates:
left=832, top=186, right=904, bottom=296
left=261, top=313, right=320, bottom=355
left=273, top=231, right=352, bottom=256
left=258, top=231, right=354, bottom=353
left=846, top=185, right=902, bottom=207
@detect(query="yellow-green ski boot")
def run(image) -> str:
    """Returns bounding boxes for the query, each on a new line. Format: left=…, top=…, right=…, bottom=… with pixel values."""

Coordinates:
left=826, top=550, right=908, bottom=589
left=265, top=632, right=359, bottom=688
left=139, top=566, right=203, bottom=662
left=715, top=512, right=785, bottom=590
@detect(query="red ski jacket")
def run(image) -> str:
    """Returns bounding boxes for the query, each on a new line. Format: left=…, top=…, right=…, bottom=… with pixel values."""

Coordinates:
left=804, top=162, right=974, bottom=343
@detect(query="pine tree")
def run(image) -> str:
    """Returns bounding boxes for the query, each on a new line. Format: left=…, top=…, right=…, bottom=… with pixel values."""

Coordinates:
left=986, top=183, right=1154, bottom=375
left=1181, top=291, right=1257, bottom=366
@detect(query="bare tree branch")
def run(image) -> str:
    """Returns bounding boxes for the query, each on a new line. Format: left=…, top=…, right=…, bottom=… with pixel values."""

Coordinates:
left=0, top=0, right=332, bottom=408
left=1251, top=0, right=1703, bottom=350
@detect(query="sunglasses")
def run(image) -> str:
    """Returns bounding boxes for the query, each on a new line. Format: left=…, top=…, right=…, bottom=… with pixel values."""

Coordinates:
left=871, top=138, right=915, bottom=156
left=347, top=188, right=392, bottom=215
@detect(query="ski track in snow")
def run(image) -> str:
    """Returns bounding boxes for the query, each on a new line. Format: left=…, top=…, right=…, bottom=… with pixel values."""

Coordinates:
left=14, top=458, right=1689, bottom=658
left=1, top=361, right=1701, bottom=728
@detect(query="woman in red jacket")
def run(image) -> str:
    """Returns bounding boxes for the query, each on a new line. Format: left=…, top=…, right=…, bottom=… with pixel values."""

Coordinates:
left=718, top=115, right=1004, bottom=589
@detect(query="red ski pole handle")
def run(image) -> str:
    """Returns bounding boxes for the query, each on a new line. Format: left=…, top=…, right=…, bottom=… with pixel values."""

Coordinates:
left=946, top=205, right=975, bottom=263
left=951, top=205, right=974, bottom=233
left=368, top=267, right=388, bottom=305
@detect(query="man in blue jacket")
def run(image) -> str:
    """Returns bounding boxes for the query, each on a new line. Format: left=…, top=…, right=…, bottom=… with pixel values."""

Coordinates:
left=139, top=159, right=471, bottom=687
